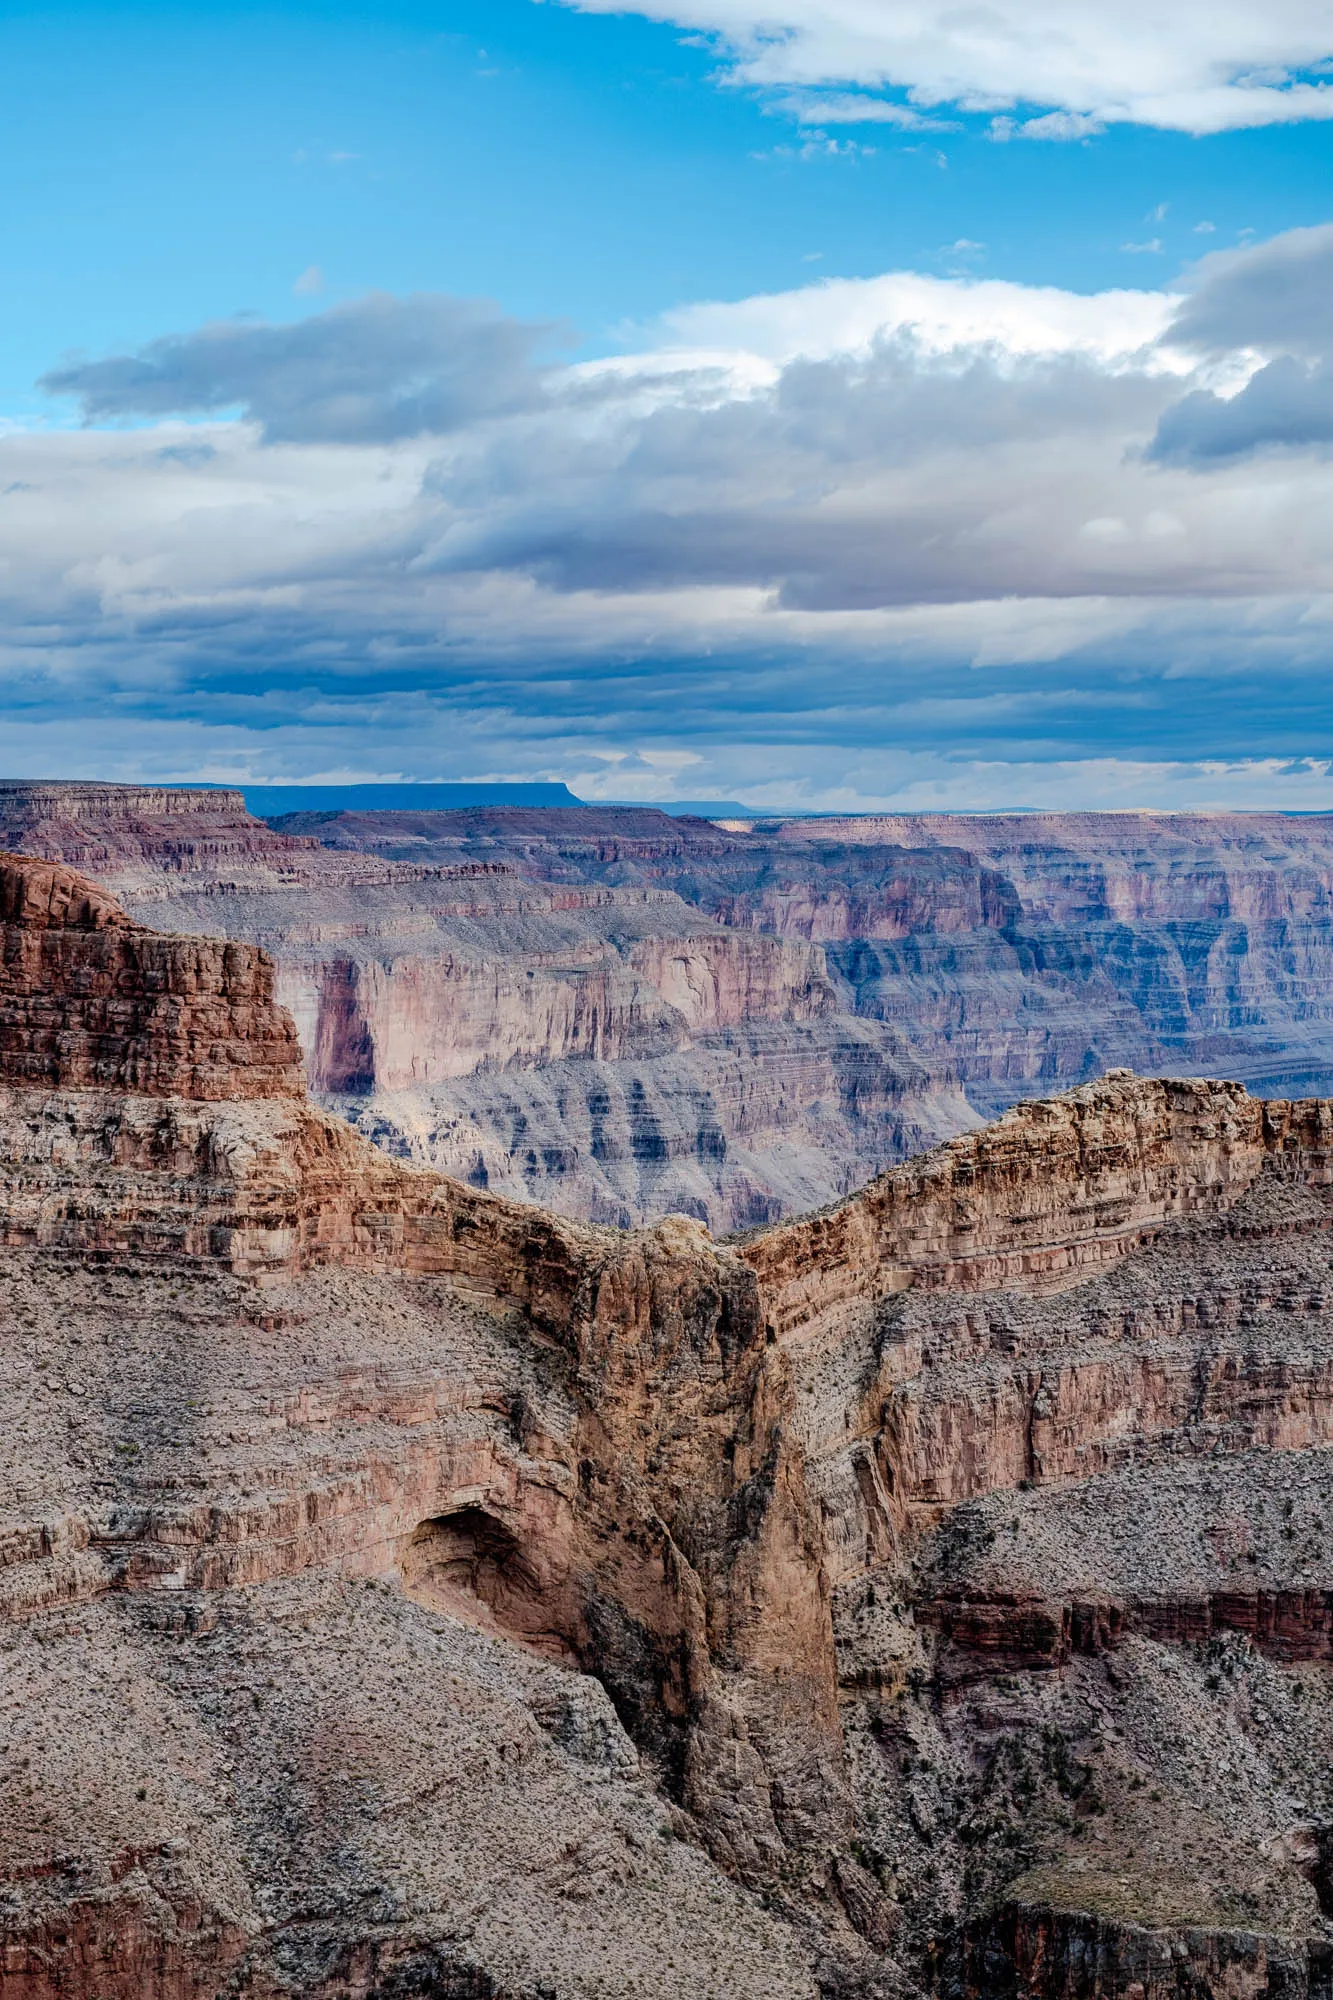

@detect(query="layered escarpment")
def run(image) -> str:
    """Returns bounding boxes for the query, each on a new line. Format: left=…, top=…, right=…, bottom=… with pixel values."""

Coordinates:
left=0, top=857, right=845, bottom=1993
left=2, top=853, right=1333, bottom=1995
left=0, top=786, right=974, bottom=1229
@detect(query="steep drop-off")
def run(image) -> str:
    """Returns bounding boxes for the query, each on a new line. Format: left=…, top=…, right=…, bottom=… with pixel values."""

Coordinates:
left=296, top=802, right=1333, bottom=1114
left=0, top=786, right=973, bottom=1227
left=1, top=853, right=1333, bottom=1996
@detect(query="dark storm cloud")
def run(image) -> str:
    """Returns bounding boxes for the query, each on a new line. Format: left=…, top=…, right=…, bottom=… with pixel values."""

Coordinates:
left=40, top=293, right=555, bottom=445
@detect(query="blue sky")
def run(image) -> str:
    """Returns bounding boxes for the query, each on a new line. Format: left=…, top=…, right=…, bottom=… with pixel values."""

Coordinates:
left=6, top=0, right=1333, bottom=806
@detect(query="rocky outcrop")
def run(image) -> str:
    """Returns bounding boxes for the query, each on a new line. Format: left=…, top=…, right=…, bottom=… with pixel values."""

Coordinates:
left=965, top=1902, right=1328, bottom=2000
left=0, top=855, right=845, bottom=1913
left=740, top=1070, right=1333, bottom=1335
left=1, top=852, right=1332, bottom=1995
left=0, top=855, right=304, bottom=1101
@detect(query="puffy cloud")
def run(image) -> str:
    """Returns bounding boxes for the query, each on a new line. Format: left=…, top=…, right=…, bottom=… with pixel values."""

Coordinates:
left=650, top=268, right=1183, bottom=368
left=11, top=241, right=1333, bottom=805
left=1151, top=225, right=1333, bottom=461
left=40, top=293, right=555, bottom=444
left=561, top=0, right=1333, bottom=135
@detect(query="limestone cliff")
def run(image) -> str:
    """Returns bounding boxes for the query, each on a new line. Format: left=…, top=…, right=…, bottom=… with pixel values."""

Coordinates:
left=2, top=854, right=1333, bottom=1994
left=0, top=786, right=973, bottom=1228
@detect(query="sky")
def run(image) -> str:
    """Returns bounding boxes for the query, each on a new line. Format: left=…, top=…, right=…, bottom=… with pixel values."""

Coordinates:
left=6, top=0, right=1333, bottom=808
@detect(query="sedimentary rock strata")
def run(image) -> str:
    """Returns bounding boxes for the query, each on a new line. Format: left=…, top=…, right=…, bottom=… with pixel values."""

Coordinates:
left=0, top=785, right=973, bottom=1228
left=1, top=851, right=1332, bottom=1994
left=303, top=800, right=1333, bottom=1114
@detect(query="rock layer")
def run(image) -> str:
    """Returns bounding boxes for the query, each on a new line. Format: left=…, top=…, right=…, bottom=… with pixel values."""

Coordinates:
left=0, top=855, right=304, bottom=1101
left=1, top=855, right=1332, bottom=1995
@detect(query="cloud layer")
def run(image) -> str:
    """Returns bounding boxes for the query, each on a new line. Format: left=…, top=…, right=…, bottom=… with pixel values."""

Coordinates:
left=11, top=227, right=1333, bottom=808
left=563, top=0, right=1333, bottom=135
left=42, top=294, right=555, bottom=444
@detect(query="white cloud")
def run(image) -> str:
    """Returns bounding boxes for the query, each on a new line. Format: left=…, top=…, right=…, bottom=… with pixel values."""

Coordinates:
left=12, top=231, right=1333, bottom=800
left=646, top=269, right=1184, bottom=370
left=561, top=0, right=1333, bottom=135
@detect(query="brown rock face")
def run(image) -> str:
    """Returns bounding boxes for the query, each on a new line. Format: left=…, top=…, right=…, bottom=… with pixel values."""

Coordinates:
left=0, top=854, right=304, bottom=1102
left=3, top=855, right=1333, bottom=1996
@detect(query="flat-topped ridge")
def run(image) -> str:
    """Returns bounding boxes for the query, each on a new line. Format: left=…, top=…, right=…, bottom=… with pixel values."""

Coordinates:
left=0, top=780, right=247, bottom=819
left=739, top=1069, right=1333, bottom=1332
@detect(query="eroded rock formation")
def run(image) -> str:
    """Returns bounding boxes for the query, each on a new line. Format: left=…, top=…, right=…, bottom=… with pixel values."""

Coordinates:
left=0, top=785, right=973, bottom=1228
left=1, top=851, right=1333, bottom=1995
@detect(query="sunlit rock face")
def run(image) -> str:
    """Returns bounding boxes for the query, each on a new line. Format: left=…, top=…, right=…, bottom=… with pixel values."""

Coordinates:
left=0, top=787, right=977, bottom=1228
left=1, top=866, right=1332, bottom=1999
left=295, top=801, right=1333, bottom=1112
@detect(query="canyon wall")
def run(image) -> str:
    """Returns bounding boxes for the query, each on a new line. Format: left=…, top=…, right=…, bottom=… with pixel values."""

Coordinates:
left=0, top=786, right=973, bottom=1228
left=294, top=802, right=1333, bottom=1113
left=1, top=853, right=1333, bottom=1993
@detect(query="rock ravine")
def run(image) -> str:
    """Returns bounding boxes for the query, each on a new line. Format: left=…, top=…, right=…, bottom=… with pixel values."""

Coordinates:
left=0, top=852, right=1332, bottom=1997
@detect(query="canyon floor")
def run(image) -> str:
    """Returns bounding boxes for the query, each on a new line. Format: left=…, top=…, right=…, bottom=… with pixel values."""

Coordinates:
left=1, top=849, right=1332, bottom=1997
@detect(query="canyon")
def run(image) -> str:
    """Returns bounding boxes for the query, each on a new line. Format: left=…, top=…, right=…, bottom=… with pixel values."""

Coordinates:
left=0, top=784, right=975, bottom=1231
left=16, top=784, right=1333, bottom=1234
left=0, top=849, right=1331, bottom=1995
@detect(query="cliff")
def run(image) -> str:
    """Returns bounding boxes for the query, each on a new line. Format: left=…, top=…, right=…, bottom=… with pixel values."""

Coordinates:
left=2, top=853, right=1333, bottom=1997
left=0, top=786, right=973, bottom=1229
left=741, top=1068, right=1333, bottom=1332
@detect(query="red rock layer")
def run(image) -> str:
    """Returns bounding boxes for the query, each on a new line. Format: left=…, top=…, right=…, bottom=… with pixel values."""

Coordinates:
left=0, top=855, right=305, bottom=1102
left=740, top=1073, right=1333, bottom=1333
left=920, top=1586, right=1333, bottom=1676
left=966, top=1902, right=1314, bottom=2000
